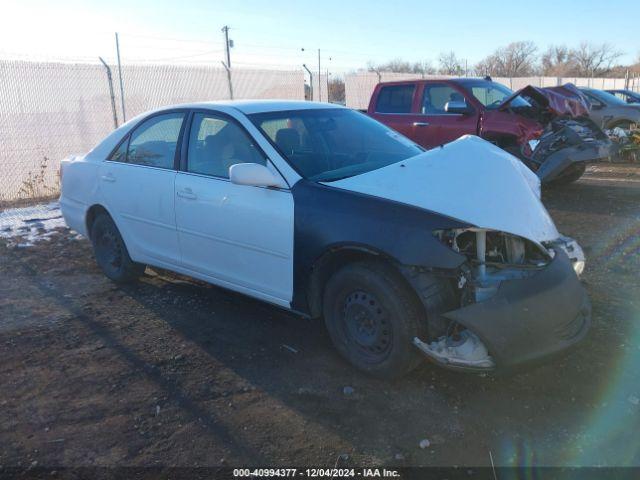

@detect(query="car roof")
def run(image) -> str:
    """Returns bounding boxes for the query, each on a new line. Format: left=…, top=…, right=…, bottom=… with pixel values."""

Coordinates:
left=607, top=89, right=637, bottom=94
left=158, top=100, right=345, bottom=115
left=376, top=77, right=488, bottom=87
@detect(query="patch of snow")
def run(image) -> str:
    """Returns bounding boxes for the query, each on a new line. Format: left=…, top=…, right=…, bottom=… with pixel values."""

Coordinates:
left=0, top=201, right=76, bottom=246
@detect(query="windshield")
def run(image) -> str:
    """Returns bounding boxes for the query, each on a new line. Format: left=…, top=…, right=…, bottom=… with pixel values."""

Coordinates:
left=587, top=89, right=629, bottom=106
left=249, top=108, right=423, bottom=182
left=464, top=80, right=532, bottom=110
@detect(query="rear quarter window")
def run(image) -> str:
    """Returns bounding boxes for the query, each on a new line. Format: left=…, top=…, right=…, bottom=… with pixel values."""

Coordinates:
left=375, top=85, right=415, bottom=114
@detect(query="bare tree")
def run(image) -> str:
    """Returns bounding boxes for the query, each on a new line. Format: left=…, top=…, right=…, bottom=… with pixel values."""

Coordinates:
left=474, top=41, right=537, bottom=77
left=474, top=55, right=500, bottom=77
left=327, top=78, right=345, bottom=104
left=367, top=59, right=436, bottom=75
left=569, top=42, right=623, bottom=76
left=438, top=51, right=463, bottom=75
left=541, top=45, right=575, bottom=76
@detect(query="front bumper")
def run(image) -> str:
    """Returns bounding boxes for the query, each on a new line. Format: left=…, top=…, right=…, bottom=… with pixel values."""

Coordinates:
left=535, top=139, right=613, bottom=183
left=439, top=250, right=591, bottom=371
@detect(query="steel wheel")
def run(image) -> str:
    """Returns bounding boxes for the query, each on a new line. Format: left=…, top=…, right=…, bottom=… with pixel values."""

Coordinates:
left=342, top=290, right=393, bottom=361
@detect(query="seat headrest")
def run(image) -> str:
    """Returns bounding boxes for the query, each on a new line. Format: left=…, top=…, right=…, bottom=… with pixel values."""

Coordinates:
left=275, top=128, right=300, bottom=154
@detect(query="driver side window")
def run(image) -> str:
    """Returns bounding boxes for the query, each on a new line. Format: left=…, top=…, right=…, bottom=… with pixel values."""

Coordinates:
left=422, top=85, right=467, bottom=114
left=187, top=113, right=266, bottom=178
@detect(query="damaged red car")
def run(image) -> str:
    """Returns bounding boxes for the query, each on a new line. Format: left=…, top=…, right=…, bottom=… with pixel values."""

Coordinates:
left=367, top=78, right=614, bottom=184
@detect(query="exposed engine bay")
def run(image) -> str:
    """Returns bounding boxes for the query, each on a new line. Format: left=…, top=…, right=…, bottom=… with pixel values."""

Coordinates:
left=529, top=117, right=609, bottom=167
left=413, top=229, right=585, bottom=371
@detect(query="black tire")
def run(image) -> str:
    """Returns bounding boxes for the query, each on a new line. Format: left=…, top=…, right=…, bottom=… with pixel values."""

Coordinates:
left=548, top=162, right=586, bottom=186
left=90, top=213, right=145, bottom=283
left=322, top=260, right=435, bottom=378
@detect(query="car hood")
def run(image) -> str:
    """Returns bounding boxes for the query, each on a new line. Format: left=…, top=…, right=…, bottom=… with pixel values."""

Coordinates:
left=325, top=135, right=560, bottom=245
left=499, top=83, right=590, bottom=118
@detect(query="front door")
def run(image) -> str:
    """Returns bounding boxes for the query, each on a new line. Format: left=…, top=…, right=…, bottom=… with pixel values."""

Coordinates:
left=174, top=112, right=294, bottom=307
left=414, top=83, right=479, bottom=148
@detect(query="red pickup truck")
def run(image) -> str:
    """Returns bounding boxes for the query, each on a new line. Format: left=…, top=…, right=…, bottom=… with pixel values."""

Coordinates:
left=367, top=78, right=613, bottom=184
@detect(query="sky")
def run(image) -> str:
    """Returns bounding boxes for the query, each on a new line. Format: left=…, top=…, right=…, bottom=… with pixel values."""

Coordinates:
left=1, top=0, right=639, bottom=73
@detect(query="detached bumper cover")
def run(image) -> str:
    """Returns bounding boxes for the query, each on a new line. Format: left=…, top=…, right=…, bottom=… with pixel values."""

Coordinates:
left=536, top=139, right=613, bottom=182
left=441, top=250, right=591, bottom=370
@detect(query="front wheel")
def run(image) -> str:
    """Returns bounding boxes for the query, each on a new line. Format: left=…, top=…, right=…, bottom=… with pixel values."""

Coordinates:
left=322, top=261, right=427, bottom=378
left=90, top=213, right=145, bottom=283
left=548, top=162, right=586, bottom=186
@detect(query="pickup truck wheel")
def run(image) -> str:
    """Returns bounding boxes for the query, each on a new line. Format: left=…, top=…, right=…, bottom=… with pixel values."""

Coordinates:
left=322, top=260, right=425, bottom=378
left=549, top=162, right=586, bottom=185
left=90, top=213, right=144, bottom=283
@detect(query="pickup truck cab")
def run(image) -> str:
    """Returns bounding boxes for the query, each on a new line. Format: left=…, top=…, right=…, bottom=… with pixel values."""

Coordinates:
left=367, top=78, right=613, bottom=184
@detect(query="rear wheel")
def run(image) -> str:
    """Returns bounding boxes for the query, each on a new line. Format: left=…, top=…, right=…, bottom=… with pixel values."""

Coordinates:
left=90, top=213, right=145, bottom=283
left=322, top=260, right=432, bottom=378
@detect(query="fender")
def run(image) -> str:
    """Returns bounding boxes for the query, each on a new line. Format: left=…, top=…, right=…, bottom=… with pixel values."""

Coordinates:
left=290, top=179, right=469, bottom=314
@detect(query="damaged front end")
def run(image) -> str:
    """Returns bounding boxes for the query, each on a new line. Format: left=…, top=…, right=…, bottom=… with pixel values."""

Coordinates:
left=409, top=229, right=590, bottom=372
left=498, top=83, right=614, bottom=183
left=529, top=116, right=612, bottom=182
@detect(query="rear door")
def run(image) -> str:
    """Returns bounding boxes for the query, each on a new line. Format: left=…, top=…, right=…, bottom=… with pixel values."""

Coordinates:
left=413, top=83, right=479, bottom=148
left=368, top=84, right=423, bottom=140
left=174, top=111, right=294, bottom=307
left=99, top=111, right=185, bottom=266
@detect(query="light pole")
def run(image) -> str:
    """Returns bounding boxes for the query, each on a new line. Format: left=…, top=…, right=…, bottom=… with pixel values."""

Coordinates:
left=302, top=63, right=313, bottom=101
left=302, top=47, right=322, bottom=101
left=326, top=56, right=332, bottom=103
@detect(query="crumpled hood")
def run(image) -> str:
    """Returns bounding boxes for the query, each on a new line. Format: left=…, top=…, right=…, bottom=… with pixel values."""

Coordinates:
left=326, top=135, right=560, bottom=244
left=499, top=83, right=590, bottom=118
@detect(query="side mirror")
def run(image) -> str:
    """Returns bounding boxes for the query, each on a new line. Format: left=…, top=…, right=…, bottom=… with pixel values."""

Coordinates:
left=229, top=163, right=282, bottom=188
left=445, top=100, right=472, bottom=115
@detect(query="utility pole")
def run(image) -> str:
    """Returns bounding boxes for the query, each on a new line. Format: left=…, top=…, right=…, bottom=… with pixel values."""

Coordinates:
left=222, top=25, right=232, bottom=68
left=302, top=64, right=313, bottom=101
left=318, top=49, right=321, bottom=102
left=326, top=69, right=330, bottom=103
left=115, top=32, right=126, bottom=122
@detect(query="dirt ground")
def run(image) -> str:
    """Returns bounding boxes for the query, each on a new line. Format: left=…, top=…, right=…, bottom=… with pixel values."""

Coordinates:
left=1, top=164, right=639, bottom=470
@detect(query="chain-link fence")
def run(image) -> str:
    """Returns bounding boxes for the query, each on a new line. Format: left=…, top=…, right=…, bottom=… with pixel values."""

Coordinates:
left=0, top=60, right=304, bottom=206
left=2, top=58, right=639, bottom=206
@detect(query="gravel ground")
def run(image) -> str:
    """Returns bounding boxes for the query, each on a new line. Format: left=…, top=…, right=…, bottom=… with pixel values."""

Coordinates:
left=1, top=164, right=639, bottom=469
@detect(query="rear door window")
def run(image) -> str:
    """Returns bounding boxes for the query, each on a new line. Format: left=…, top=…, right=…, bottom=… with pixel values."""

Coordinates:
left=125, top=113, right=185, bottom=169
left=375, top=85, right=415, bottom=114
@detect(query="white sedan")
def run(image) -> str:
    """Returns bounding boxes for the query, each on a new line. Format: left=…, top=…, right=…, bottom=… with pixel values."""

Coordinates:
left=60, top=100, right=590, bottom=377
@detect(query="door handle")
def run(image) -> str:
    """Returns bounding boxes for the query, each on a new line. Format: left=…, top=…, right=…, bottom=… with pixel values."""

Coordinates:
left=101, top=173, right=116, bottom=183
left=177, top=188, right=197, bottom=200
left=413, top=122, right=429, bottom=127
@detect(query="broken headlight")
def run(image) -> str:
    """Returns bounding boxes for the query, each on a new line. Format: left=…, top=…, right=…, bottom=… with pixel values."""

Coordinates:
left=546, top=235, right=586, bottom=276
left=433, top=228, right=552, bottom=303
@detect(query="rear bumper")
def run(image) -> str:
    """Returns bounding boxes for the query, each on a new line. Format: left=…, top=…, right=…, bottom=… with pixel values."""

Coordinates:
left=59, top=195, right=88, bottom=236
left=440, top=250, right=591, bottom=372
left=536, top=140, right=613, bottom=182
